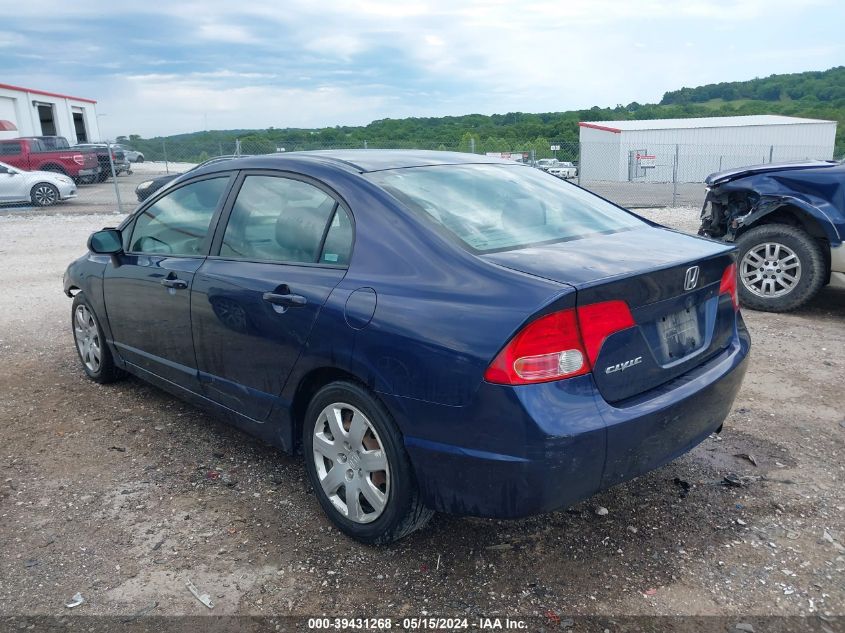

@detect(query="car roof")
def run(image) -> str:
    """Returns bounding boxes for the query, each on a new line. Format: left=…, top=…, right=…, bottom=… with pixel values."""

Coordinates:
left=193, top=149, right=520, bottom=176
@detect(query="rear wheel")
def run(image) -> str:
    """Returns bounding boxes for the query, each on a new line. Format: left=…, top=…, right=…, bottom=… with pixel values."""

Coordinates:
left=736, top=223, right=826, bottom=312
left=136, top=155, right=144, bottom=163
left=71, top=294, right=126, bottom=383
left=303, top=381, right=432, bottom=545
left=30, top=183, right=59, bottom=206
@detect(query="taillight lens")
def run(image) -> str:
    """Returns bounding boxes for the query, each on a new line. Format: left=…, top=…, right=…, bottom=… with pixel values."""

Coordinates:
left=577, top=300, right=635, bottom=365
left=72, top=154, right=84, bottom=165
left=719, top=263, right=739, bottom=311
left=484, top=301, right=636, bottom=385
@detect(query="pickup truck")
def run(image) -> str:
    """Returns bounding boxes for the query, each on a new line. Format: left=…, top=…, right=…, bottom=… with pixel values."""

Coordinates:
left=74, top=143, right=131, bottom=181
left=0, top=138, right=100, bottom=183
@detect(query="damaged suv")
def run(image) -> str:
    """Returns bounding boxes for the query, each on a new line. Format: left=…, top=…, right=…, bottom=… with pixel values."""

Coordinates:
left=699, top=160, right=845, bottom=312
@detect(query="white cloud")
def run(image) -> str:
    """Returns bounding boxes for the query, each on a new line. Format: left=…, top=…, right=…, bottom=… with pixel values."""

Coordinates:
left=4, top=0, right=842, bottom=136
left=97, top=74, right=398, bottom=137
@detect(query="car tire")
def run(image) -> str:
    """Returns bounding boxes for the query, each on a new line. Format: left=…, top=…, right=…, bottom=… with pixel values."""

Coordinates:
left=96, top=170, right=109, bottom=183
left=71, top=293, right=126, bottom=384
left=735, top=223, right=826, bottom=312
left=136, top=156, right=144, bottom=163
left=303, top=381, right=433, bottom=545
left=30, top=183, right=60, bottom=207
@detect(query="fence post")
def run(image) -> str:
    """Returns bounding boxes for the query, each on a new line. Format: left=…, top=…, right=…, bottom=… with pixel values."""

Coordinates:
left=470, top=137, right=476, bottom=154
left=364, top=140, right=368, bottom=149
left=769, top=145, right=774, bottom=163
left=106, top=141, right=123, bottom=214
left=235, top=139, right=241, bottom=156
left=577, top=142, right=582, bottom=186
left=162, top=139, right=169, bottom=174
left=672, top=144, right=679, bottom=208
left=530, top=148, right=535, bottom=166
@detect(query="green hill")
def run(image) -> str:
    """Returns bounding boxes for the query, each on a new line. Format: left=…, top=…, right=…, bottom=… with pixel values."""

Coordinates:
left=123, top=66, right=845, bottom=162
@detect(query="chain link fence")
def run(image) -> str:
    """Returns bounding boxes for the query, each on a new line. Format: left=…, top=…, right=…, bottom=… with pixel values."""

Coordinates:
left=5, top=136, right=836, bottom=215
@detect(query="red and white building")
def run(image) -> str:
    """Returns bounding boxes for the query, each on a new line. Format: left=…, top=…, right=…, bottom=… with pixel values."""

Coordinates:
left=0, top=83, right=100, bottom=143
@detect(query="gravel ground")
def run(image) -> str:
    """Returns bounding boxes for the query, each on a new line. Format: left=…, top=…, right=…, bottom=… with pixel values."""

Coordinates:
left=0, top=208, right=843, bottom=625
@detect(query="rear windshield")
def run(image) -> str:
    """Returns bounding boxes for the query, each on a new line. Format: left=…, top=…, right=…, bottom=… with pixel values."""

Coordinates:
left=367, top=164, right=644, bottom=253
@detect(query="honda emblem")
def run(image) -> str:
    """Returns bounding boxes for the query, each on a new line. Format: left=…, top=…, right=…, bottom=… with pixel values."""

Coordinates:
left=684, top=266, right=700, bottom=291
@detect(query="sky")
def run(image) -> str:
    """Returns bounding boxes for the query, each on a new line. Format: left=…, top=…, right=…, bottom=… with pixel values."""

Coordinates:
left=1, top=0, right=842, bottom=139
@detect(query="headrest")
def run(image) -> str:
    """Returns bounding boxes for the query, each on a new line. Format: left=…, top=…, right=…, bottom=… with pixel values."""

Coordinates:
left=275, top=199, right=335, bottom=262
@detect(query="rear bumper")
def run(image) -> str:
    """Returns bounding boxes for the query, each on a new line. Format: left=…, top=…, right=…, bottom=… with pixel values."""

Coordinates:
left=78, top=167, right=100, bottom=176
left=393, top=319, right=750, bottom=518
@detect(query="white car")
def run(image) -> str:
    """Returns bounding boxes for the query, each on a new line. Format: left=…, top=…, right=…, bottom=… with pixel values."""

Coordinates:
left=548, top=162, right=577, bottom=179
left=0, top=161, right=77, bottom=207
left=115, top=145, right=145, bottom=163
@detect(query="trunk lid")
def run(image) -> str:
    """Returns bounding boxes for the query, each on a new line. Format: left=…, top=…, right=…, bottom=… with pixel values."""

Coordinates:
left=482, top=226, right=738, bottom=402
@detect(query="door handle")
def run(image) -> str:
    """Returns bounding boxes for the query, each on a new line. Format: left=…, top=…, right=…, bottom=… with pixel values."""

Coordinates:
left=263, top=292, right=307, bottom=307
left=161, top=278, right=188, bottom=290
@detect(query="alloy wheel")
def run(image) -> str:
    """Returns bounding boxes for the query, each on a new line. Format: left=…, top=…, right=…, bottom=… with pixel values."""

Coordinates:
left=312, top=402, right=390, bottom=524
left=74, top=305, right=102, bottom=373
left=740, top=241, right=802, bottom=298
left=33, top=185, right=58, bottom=206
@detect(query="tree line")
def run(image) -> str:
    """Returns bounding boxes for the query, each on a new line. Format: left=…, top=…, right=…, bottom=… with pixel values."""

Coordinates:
left=118, top=66, right=845, bottom=162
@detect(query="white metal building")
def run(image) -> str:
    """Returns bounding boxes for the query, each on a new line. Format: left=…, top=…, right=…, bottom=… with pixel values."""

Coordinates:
left=578, top=115, right=837, bottom=183
left=0, top=83, right=100, bottom=144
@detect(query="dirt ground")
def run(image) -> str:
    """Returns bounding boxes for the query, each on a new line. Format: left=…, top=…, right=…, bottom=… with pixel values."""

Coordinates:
left=0, top=208, right=843, bottom=627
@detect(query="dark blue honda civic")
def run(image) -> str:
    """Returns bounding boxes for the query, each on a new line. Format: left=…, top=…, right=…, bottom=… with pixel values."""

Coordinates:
left=64, top=150, right=750, bottom=544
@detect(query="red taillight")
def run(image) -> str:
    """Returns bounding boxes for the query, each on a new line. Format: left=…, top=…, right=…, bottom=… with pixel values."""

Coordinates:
left=577, top=300, right=635, bottom=365
left=72, top=154, right=84, bottom=165
left=484, top=300, right=636, bottom=385
left=719, top=263, right=739, bottom=311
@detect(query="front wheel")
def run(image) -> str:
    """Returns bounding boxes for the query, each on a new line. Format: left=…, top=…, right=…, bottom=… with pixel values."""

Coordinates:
left=30, top=183, right=59, bottom=206
left=736, top=223, right=826, bottom=312
left=71, top=294, right=126, bottom=383
left=303, top=381, right=433, bottom=545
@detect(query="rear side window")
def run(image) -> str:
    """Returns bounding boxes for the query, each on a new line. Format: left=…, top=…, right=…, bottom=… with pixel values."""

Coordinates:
left=220, top=175, right=350, bottom=265
left=130, top=177, right=229, bottom=256
left=368, top=164, right=645, bottom=253
left=0, top=142, right=21, bottom=156
left=319, top=207, right=353, bottom=265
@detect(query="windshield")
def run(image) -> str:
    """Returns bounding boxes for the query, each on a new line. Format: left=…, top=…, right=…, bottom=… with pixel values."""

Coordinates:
left=367, top=164, right=645, bottom=253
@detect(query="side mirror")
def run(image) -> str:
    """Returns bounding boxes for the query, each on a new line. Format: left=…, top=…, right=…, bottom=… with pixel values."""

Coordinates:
left=88, top=228, right=123, bottom=254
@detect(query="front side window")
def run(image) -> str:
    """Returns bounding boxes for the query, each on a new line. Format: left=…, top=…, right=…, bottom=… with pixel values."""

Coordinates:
left=220, top=175, right=345, bottom=264
left=368, top=164, right=645, bottom=253
left=130, top=177, right=229, bottom=255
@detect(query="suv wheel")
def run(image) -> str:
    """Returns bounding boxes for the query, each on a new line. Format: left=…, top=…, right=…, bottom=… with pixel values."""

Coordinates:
left=71, top=294, right=126, bottom=383
left=736, top=223, right=826, bottom=312
left=303, top=381, right=433, bottom=545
